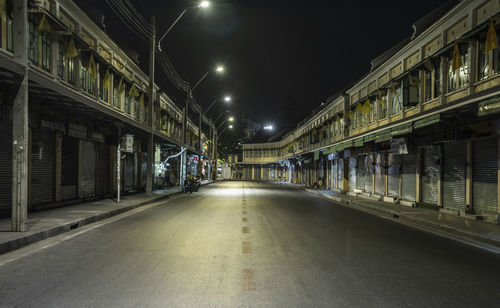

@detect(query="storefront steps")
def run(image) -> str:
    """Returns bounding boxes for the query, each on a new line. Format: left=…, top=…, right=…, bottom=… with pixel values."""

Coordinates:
left=358, top=193, right=383, bottom=202
left=383, top=196, right=398, bottom=204
left=399, top=200, right=416, bottom=207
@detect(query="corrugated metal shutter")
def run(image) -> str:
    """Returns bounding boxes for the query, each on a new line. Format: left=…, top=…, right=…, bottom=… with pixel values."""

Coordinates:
left=332, top=160, right=338, bottom=189
left=421, top=146, right=440, bottom=205
left=245, top=166, right=252, bottom=180
left=31, top=129, right=55, bottom=206
left=254, top=166, right=261, bottom=180
left=0, top=104, right=12, bottom=216
left=375, top=152, right=385, bottom=195
left=79, top=140, right=96, bottom=197
left=337, top=158, right=343, bottom=190
left=472, top=138, right=498, bottom=215
left=401, top=150, right=417, bottom=202
left=61, top=136, right=78, bottom=200
left=263, top=167, right=269, bottom=180
left=388, top=153, right=400, bottom=198
left=141, top=152, right=147, bottom=189
left=356, top=156, right=365, bottom=190
left=96, top=143, right=111, bottom=196
left=364, top=154, right=374, bottom=193
left=125, top=153, right=134, bottom=191
left=443, top=141, right=466, bottom=211
left=349, top=157, right=357, bottom=191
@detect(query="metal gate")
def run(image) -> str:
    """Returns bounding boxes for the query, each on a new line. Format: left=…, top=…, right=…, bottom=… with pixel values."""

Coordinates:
left=387, top=153, right=400, bottom=198
left=349, top=157, right=356, bottom=191
left=421, top=146, right=439, bottom=205
left=401, top=150, right=417, bottom=202
left=124, top=153, right=134, bottom=191
left=80, top=140, right=96, bottom=197
left=61, top=136, right=78, bottom=200
left=375, top=152, right=385, bottom=196
left=0, top=104, right=12, bottom=216
left=31, top=129, right=55, bottom=206
left=364, top=154, right=374, bottom=193
left=472, top=138, right=498, bottom=214
left=356, top=156, right=365, bottom=190
left=262, top=167, right=270, bottom=180
left=443, top=141, right=466, bottom=211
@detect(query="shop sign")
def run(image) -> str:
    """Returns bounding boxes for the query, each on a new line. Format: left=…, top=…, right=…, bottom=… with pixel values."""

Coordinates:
left=122, top=134, right=134, bottom=152
left=40, top=119, right=66, bottom=133
left=390, top=137, right=408, bottom=154
left=68, top=123, right=87, bottom=139
left=91, top=132, right=105, bottom=143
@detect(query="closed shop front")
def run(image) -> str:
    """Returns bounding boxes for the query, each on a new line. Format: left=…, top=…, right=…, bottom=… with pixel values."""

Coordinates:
left=348, top=157, right=356, bottom=191
left=332, top=159, right=338, bottom=189
left=61, top=136, right=78, bottom=200
left=388, top=153, right=400, bottom=198
left=356, top=156, right=365, bottom=190
left=472, top=138, right=498, bottom=215
left=443, top=141, right=466, bottom=211
left=124, top=152, right=134, bottom=191
left=401, top=150, right=417, bottom=202
left=254, top=166, right=261, bottom=181
left=0, top=104, right=12, bottom=216
left=421, top=146, right=440, bottom=205
left=96, top=143, right=111, bottom=196
left=31, top=129, right=55, bottom=206
left=375, top=152, right=385, bottom=196
left=262, top=167, right=270, bottom=180
left=80, top=140, right=96, bottom=197
left=244, top=166, right=252, bottom=180
left=337, top=158, right=344, bottom=190
left=364, top=154, right=374, bottom=193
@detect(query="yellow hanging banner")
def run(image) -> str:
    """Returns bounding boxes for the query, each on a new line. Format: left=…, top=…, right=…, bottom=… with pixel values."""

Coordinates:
left=66, top=37, right=78, bottom=59
left=102, top=69, right=110, bottom=89
left=452, top=41, right=462, bottom=72
left=118, top=77, right=124, bottom=93
left=378, top=91, right=386, bottom=110
left=128, top=84, right=140, bottom=98
left=485, top=21, right=499, bottom=54
left=38, top=15, right=52, bottom=32
left=358, top=99, right=371, bottom=114
left=88, top=54, right=97, bottom=81
left=139, top=92, right=145, bottom=107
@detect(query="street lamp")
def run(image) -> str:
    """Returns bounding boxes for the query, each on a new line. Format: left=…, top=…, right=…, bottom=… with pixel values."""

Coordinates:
left=203, top=95, right=231, bottom=116
left=157, top=1, right=211, bottom=52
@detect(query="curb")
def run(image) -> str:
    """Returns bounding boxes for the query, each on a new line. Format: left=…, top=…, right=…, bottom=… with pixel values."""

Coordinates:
left=303, top=187, right=500, bottom=251
left=0, top=190, right=185, bottom=255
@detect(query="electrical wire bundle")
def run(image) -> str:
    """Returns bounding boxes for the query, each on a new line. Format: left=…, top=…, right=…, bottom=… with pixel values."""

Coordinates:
left=105, top=0, right=153, bottom=41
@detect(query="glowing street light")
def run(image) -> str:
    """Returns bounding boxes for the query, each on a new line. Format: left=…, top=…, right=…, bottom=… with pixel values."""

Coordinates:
left=199, top=1, right=210, bottom=8
left=229, top=124, right=233, bottom=129
left=224, top=96, right=231, bottom=102
left=228, top=116, right=234, bottom=122
left=264, top=124, right=274, bottom=131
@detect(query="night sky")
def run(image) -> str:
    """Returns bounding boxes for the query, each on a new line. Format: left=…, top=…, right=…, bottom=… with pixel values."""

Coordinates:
left=74, top=0, right=453, bottom=138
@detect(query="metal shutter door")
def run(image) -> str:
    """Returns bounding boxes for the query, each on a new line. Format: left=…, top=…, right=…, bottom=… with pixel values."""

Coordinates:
left=141, top=152, right=147, bottom=188
left=61, top=136, right=78, bottom=200
left=349, top=157, right=357, bottom=191
left=96, top=143, right=111, bottom=196
left=80, top=140, right=96, bottom=197
left=443, top=142, right=466, bottom=211
left=0, top=105, right=12, bottom=216
left=388, top=153, right=400, bottom=198
left=375, top=152, right=385, bottom=195
left=31, top=129, right=55, bottom=206
left=421, top=146, right=440, bottom=205
left=364, top=154, right=374, bottom=193
left=401, top=150, right=417, bottom=202
left=338, top=159, right=344, bottom=190
left=245, top=166, right=252, bottom=180
left=254, top=166, right=261, bottom=180
left=263, top=167, right=269, bottom=180
left=125, top=153, right=134, bottom=191
left=356, top=156, right=365, bottom=190
left=332, top=160, right=337, bottom=189
left=472, top=138, right=498, bottom=215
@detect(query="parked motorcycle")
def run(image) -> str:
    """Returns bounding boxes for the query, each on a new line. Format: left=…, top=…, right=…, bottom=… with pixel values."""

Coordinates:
left=183, top=178, right=200, bottom=193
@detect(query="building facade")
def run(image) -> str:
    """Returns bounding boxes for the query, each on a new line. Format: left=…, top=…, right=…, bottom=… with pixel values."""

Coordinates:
left=240, top=0, right=500, bottom=221
left=0, top=0, right=212, bottom=229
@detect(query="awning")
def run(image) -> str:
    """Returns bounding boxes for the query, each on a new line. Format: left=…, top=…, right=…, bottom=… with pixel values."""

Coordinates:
left=391, top=123, right=413, bottom=136
left=314, top=150, right=320, bottom=161
left=363, top=134, right=376, bottom=143
left=375, top=129, right=392, bottom=143
left=413, top=114, right=440, bottom=129
left=29, top=10, right=68, bottom=32
left=478, top=97, right=500, bottom=116
left=354, top=138, right=364, bottom=147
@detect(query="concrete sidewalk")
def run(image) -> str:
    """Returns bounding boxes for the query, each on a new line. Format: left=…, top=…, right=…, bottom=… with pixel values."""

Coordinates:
left=0, top=180, right=212, bottom=255
left=279, top=182, right=500, bottom=252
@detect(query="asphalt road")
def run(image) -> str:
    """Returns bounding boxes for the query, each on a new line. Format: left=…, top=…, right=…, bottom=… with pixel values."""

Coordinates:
left=1, top=181, right=499, bottom=307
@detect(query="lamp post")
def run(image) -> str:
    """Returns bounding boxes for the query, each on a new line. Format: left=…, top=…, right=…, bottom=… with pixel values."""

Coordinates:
left=213, top=117, right=234, bottom=179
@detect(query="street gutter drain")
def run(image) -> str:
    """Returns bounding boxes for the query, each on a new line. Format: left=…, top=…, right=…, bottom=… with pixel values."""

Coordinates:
left=393, top=214, right=399, bottom=218
left=70, top=223, right=79, bottom=230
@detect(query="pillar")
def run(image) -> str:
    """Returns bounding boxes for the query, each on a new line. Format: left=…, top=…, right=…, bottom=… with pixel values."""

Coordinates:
left=11, top=0, right=29, bottom=232
left=55, top=133, right=62, bottom=202
left=146, top=17, right=155, bottom=195
left=416, top=148, right=422, bottom=203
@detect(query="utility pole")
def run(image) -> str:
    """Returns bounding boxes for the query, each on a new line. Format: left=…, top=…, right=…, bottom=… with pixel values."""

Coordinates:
left=146, top=17, right=156, bottom=196
left=11, top=0, right=29, bottom=232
